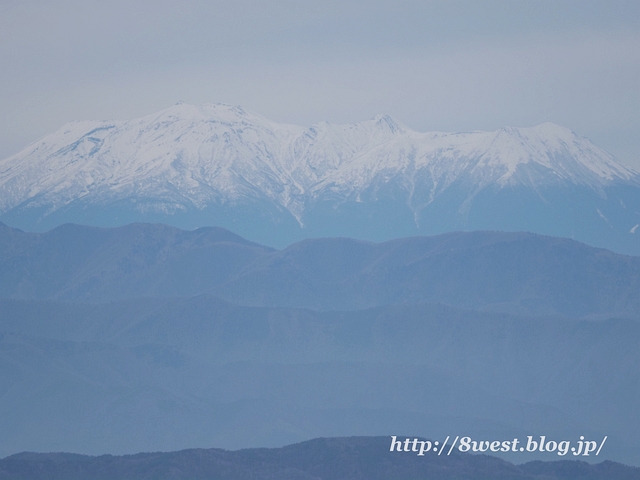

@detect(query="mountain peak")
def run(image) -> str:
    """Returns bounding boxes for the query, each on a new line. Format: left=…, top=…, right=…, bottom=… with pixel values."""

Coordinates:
left=371, top=113, right=406, bottom=134
left=485, top=122, right=638, bottom=186
left=1, top=103, right=639, bottom=253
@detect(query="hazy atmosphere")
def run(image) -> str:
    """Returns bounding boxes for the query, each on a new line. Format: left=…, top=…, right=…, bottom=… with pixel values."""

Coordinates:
left=2, top=0, right=639, bottom=167
left=3, top=2, right=640, bottom=478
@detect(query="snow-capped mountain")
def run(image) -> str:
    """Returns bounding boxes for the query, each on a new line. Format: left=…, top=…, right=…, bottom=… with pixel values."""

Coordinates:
left=1, top=103, right=639, bottom=252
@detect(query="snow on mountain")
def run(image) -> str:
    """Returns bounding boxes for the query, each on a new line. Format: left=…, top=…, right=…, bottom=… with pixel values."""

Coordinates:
left=1, top=102, right=639, bottom=251
left=0, top=103, right=309, bottom=213
left=320, top=122, right=635, bottom=193
left=1, top=103, right=636, bottom=218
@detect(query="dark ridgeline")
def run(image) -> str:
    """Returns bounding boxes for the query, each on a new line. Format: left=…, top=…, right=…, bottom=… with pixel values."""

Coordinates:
left=1, top=222, right=639, bottom=316
left=0, top=223, right=639, bottom=467
left=2, top=437, right=640, bottom=480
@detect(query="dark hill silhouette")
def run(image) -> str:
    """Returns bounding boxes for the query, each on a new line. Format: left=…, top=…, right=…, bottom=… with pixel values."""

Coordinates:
left=1, top=297, right=638, bottom=464
left=2, top=437, right=640, bottom=480
left=1, top=223, right=639, bottom=316
left=2, top=223, right=640, bottom=466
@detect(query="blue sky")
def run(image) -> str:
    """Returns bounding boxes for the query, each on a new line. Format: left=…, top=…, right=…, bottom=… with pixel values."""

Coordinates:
left=1, top=0, right=639, bottom=167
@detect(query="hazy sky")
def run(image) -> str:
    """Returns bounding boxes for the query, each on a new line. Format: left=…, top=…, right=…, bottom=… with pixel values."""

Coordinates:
left=1, top=0, right=639, bottom=167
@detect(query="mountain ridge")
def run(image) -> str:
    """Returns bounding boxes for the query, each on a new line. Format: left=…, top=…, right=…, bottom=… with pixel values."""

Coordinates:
left=2, top=436, right=639, bottom=480
left=1, top=222, right=639, bottom=316
left=1, top=103, right=638, bottom=252
left=1, top=224, right=640, bottom=464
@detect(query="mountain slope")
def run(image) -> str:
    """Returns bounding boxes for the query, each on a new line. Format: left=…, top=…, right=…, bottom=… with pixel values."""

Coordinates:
left=1, top=223, right=639, bottom=316
left=1, top=104, right=638, bottom=252
left=1, top=297, right=639, bottom=464
left=0, top=222, right=272, bottom=301
left=2, top=437, right=639, bottom=480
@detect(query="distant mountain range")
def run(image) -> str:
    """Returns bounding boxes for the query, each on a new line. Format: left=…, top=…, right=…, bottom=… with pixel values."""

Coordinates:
left=1, top=222, right=640, bottom=316
left=2, top=437, right=639, bottom=480
left=1, top=224, right=640, bottom=466
left=3, top=104, right=639, bottom=475
left=3, top=295, right=638, bottom=464
left=1, top=103, right=638, bottom=253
